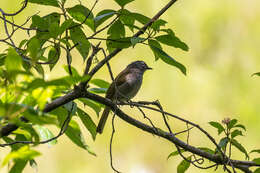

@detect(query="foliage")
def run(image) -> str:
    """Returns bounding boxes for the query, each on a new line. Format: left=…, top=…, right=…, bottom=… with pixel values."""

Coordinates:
left=0, top=0, right=259, bottom=173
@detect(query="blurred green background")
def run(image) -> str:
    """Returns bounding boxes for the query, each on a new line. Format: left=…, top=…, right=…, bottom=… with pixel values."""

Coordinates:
left=1, top=0, right=260, bottom=172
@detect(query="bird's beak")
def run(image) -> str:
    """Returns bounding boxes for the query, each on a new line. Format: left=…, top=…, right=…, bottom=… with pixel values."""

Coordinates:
left=146, top=67, right=152, bottom=70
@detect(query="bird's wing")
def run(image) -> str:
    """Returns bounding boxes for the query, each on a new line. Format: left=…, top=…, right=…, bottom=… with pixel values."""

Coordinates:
left=105, top=69, right=130, bottom=99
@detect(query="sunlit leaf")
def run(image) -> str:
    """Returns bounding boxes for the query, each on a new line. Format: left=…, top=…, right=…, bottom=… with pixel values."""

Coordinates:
left=67, top=5, right=94, bottom=31
left=177, top=156, right=191, bottom=173
left=28, top=0, right=59, bottom=7
left=2, top=146, right=41, bottom=166
left=34, top=125, right=57, bottom=146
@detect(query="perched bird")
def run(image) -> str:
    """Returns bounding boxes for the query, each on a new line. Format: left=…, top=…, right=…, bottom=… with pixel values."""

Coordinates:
left=96, top=61, right=152, bottom=134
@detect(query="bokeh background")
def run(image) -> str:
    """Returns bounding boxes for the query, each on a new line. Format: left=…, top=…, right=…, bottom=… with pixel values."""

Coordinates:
left=1, top=0, right=260, bottom=172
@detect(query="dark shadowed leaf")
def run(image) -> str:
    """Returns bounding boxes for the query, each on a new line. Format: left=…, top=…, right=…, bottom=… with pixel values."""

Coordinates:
left=253, top=158, right=260, bottom=164
left=218, top=137, right=229, bottom=149
left=177, top=156, right=191, bottom=173
left=250, top=150, right=260, bottom=154
left=28, top=0, right=59, bottom=7
left=252, top=72, right=260, bottom=77
left=148, top=39, right=162, bottom=61
left=227, top=119, right=238, bottom=130
left=149, top=44, right=186, bottom=75
left=9, top=160, right=27, bottom=173
left=155, top=29, right=189, bottom=51
left=234, top=124, right=246, bottom=131
left=254, top=168, right=260, bottom=173
left=131, top=13, right=150, bottom=25
left=77, top=108, right=97, bottom=140
left=231, top=129, right=243, bottom=139
left=119, top=9, right=135, bottom=31
left=107, top=37, right=132, bottom=49
left=209, top=121, right=225, bottom=135
left=114, top=0, right=135, bottom=7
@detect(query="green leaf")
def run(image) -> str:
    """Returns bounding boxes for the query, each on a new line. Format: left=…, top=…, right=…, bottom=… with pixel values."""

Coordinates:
left=119, top=9, right=135, bottom=31
left=108, top=20, right=125, bottom=38
left=29, top=159, right=38, bottom=172
left=131, top=37, right=145, bottom=47
left=107, top=37, right=132, bottom=49
left=5, top=48, right=22, bottom=71
left=34, top=125, right=57, bottom=146
left=48, top=45, right=60, bottom=71
left=69, top=26, right=91, bottom=60
left=151, top=19, right=167, bottom=32
left=94, top=10, right=116, bottom=29
left=218, top=137, right=229, bottom=149
left=48, top=22, right=60, bottom=38
left=64, top=120, right=95, bottom=156
left=227, top=119, right=238, bottom=130
left=177, top=156, right=191, bottom=173
left=231, top=139, right=249, bottom=160
left=114, top=0, right=135, bottom=7
left=90, top=79, right=110, bottom=88
left=253, top=158, right=260, bottom=164
left=252, top=72, right=260, bottom=77
left=234, top=124, right=246, bottom=131
left=198, top=147, right=215, bottom=154
left=209, top=121, right=225, bottom=135
left=64, top=101, right=77, bottom=115
left=148, top=39, right=162, bottom=61
left=67, top=5, right=94, bottom=31
left=231, top=129, right=243, bottom=139
left=31, top=15, right=47, bottom=30
left=28, top=0, right=59, bottom=7
left=131, top=13, right=150, bottom=25
left=77, top=108, right=97, bottom=140
left=155, top=29, right=189, bottom=51
left=9, top=160, right=27, bottom=173
left=250, top=150, right=260, bottom=154
left=254, top=168, right=260, bottom=173
left=167, top=149, right=185, bottom=160
left=59, top=19, right=73, bottom=34
left=88, top=87, right=107, bottom=94
left=2, top=146, right=41, bottom=166
left=149, top=44, right=186, bottom=75
left=78, top=98, right=101, bottom=117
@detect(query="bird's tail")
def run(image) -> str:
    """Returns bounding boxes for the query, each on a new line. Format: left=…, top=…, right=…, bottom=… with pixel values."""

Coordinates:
left=96, top=106, right=110, bottom=134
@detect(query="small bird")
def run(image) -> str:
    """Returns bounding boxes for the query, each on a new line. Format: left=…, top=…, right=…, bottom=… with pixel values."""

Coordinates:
left=96, top=61, right=152, bottom=134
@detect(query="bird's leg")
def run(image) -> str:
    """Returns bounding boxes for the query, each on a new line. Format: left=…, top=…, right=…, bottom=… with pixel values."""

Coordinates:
left=127, top=100, right=134, bottom=108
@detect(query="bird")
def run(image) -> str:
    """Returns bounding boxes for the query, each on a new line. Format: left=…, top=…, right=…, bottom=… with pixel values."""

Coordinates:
left=96, top=60, right=152, bottom=134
